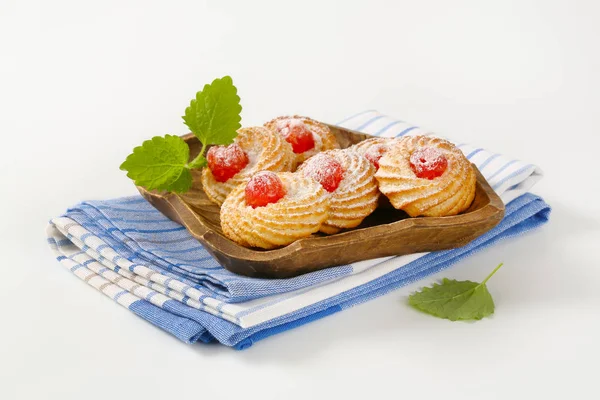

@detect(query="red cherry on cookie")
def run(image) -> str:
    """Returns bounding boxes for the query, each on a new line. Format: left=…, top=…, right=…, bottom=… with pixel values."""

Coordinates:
left=278, top=120, right=315, bottom=153
left=409, top=147, right=448, bottom=180
left=245, top=171, right=286, bottom=208
left=301, top=153, right=344, bottom=192
left=364, top=144, right=388, bottom=170
left=207, top=143, right=249, bottom=183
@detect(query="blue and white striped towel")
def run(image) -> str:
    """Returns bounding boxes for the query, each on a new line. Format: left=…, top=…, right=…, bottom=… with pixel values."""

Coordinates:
left=47, top=111, right=551, bottom=349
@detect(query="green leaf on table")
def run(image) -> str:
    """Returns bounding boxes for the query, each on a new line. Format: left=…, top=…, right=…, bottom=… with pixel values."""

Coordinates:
left=119, top=134, right=193, bottom=193
left=408, top=263, right=503, bottom=321
left=182, top=75, right=242, bottom=146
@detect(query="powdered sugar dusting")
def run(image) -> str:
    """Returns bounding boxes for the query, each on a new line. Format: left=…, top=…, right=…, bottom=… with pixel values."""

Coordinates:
left=274, top=118, right=319, bottom=154
left=363, top=143, right=389, bottom=169
left=275, top=118, right=305, bottom=136
left=299, top=153, right=344, bottom=192
left=209, top=144, right=247, bottom=168
left=409, top=147, right=448, bottom=179
left=206, top=143, right=249, bottom=182
left=248, top=171, right=281, bottom=193
left=244, top=171, right=286, bottom=208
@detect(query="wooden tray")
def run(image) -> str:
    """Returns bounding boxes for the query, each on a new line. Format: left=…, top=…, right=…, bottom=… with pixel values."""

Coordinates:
left=137, top=124, right=505, bottom=278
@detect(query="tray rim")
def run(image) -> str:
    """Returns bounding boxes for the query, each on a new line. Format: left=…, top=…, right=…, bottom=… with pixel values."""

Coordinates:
left=137, top=125, right=505, bottom=264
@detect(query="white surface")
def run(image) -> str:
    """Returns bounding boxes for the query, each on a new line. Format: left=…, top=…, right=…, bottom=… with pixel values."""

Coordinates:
left=0, top=1, right=598, bottom=399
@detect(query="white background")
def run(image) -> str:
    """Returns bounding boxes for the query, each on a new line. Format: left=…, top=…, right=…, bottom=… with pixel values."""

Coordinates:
left=1, top=1, right=599, bottom=399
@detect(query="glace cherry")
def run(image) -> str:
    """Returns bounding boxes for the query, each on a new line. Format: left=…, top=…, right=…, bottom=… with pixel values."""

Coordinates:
left=278, top=120, right=315, bottom=153
left=207, top=143, right=249, bottom=183
left=245, top=171, right=286, bottom=208
left=301, top=153, right=344, bottom=192
left=364, top=144, right=388, bottom=170
left=409, top=147, right=448, bottom=180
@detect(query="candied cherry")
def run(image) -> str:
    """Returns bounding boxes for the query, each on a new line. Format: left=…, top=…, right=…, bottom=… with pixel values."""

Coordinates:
left=245, top=171, right=286, bottom=208
left=301, top=153, right=344, bottom=192
left=409, top=147, right=448, bottom=180
left=207, top=143, right=249, bottom=183
left=278, top=120, right=315, bottom=153
left=364, top=144, right=388, bottom=170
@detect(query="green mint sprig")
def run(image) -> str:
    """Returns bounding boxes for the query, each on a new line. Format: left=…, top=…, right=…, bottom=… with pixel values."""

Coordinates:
left=120, top=76, right=242, bottom=193
left=408, top=263, right=504, bottom=321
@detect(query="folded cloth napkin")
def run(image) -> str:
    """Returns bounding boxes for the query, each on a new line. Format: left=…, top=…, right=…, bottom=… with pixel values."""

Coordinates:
left=47, top=111, right=551, bottom=349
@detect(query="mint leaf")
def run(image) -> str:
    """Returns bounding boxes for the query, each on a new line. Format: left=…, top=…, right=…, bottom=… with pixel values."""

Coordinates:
left=119, top=134, right=193, bottom=193
left=182, top=76, right=242, bottom=146
left=408, top=263, right=503, bottom=321
left=121, top=76, right=243, bottom=193
left=187, top=154, right=207, bottom=169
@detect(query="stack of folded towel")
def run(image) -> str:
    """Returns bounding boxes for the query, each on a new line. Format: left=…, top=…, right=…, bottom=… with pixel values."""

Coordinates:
left=47, top=111, right=551, bottom=349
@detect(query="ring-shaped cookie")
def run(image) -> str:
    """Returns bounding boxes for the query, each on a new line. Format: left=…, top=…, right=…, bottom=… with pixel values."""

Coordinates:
left=264, top=115, right=339, bottom=167
left=375, top=135, right=476, bottom=217
left=298, top=149, right=380, bottom=234
left=220, top=172, right=330, bottom=249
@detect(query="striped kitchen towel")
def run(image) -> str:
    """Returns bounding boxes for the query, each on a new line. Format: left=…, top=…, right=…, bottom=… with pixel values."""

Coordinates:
left=47, top=111, right=550, bottom=349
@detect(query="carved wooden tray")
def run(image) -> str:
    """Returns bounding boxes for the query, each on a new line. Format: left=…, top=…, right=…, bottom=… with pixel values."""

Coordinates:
left=137, top=124, right=505, bottom=278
